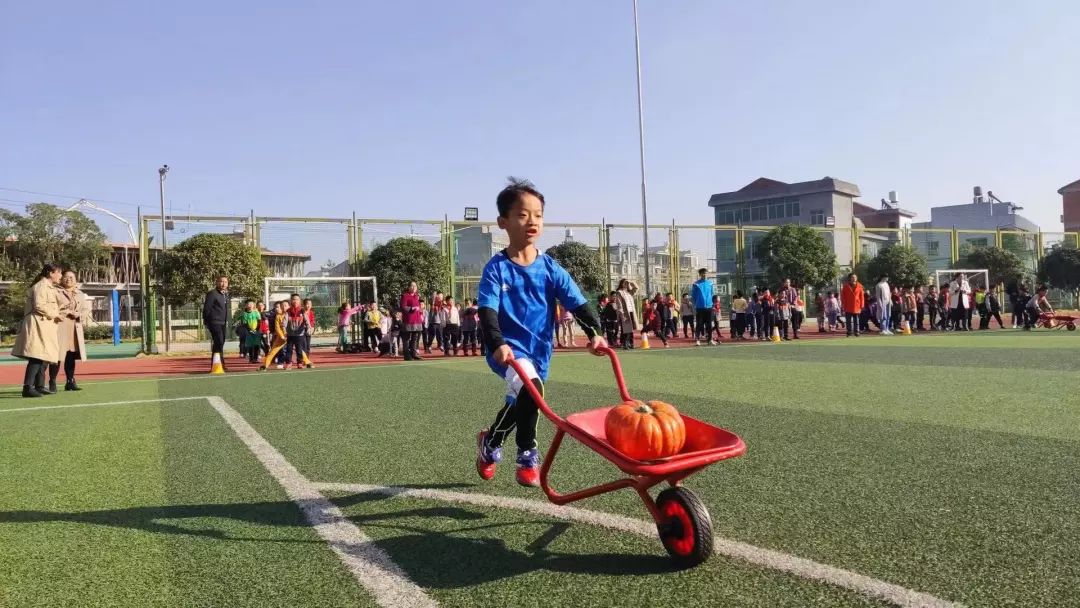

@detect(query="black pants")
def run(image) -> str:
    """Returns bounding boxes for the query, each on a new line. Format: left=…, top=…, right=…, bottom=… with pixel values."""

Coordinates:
left=462, top=329, right=478, bottom=354
left=791, top=310, right=803, bottom=337
left=485, top=378, right=544, bottom=452
left=779, top=319, right=790, bottom=339
left=620, top=331, right=635, bottom=349
left=366, top=328, right=382, bottom=351
left=981, top=310, right=1004, bottom=329
left=845, top=312, right=860, bottom=336
left=425, top=325, right=442, bottom=351
left=916, top=310, right=925, bottom=330
left=247, top=340, right=260, bottom=363
left=48, top=351, right=79, bottom=385
left=681, top=315, right=695, bottom=338
left=443, top=324, right=460, bottom=354
left=207, top=323, right=227, bottom=361
left=286, top=336, right=306, bottom=364
left=23, top=357, right=45, bottom=388
left=952, top=303, right=966, bottom=330
left=695, top=309, right=711, bottom=341
left=604, top=322, right=619, bottom=346
left=406, top=331, right=421, bottom=358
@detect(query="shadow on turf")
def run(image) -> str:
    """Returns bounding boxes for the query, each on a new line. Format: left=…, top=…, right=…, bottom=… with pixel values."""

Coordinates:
left=0, top=483, right=473, bottom=544
left=336, top=492, right=679, bottom=586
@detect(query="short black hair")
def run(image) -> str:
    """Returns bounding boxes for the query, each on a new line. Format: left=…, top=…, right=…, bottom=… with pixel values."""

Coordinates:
left=244, top=299, right=255, bottom=304
left=290, top=293, right=300, bottom=299
left=496, top=177, right=545, bottom=218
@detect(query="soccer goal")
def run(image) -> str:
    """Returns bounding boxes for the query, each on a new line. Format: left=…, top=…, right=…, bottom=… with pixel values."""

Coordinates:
left=264, top=276, right=378, bottom=346
left=933, top=269, right=990, bottom=292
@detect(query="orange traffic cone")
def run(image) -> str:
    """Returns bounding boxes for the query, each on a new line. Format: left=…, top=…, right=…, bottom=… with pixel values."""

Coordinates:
left=771, top=326, right=782, bottom=343
left=901, top=319, right=912, bottom=335
left=210, top=352, right=225, bottom=375
left=641, top=332, right=651, bottom=350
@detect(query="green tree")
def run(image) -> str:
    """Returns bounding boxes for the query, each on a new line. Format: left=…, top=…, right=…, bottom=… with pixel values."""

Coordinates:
left=154, top=233, right=267, bottom=306
left=754, top=224, right=838, bottom=288
left=545, top=241, right=606, bottom=296
left=1038, top=245, right=1080, bottom=303
left=0, top=203, right=108, bottom=281
left=359, top=237, right=448, bottom=307
left=863, top=245, right=929, bottom=287
left=0, top=204, right=108, bottom=330
left=960, top=246, right=1024, bottom=288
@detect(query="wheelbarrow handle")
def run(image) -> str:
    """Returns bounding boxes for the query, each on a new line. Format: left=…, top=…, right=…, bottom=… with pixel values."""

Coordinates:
left=505, top=346, right=633, bottom=422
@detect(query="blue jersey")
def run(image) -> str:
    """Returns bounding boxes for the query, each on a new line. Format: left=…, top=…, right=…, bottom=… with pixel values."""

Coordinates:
left=477, top=251, right=587, bottom=380
left=691, top=279, right=714, bottom=309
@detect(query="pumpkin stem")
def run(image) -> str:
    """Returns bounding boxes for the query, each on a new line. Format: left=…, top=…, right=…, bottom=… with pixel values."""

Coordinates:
left=634, top=403, right=654, bottom=415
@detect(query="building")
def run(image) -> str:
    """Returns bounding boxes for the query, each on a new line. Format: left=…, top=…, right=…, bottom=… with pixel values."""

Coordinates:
left=708, top=176, right=909, bottom=276
left=1060, top=179, right=1080, bottom=233
left=446, top=225, right=508, bottom=276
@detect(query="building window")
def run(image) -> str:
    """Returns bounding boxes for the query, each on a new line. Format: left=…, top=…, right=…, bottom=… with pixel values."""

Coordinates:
left=786, top=201, right=800, bottom=217
left=887, top=221, right=898, bottom=229
left=741, top=208, right=750, bottom=222
left=927, top=241, right=940, bottom=256
left=768, top=203, right=783, bottom=220
left=751, top=204, right=766, bottom=222
left=716, top=237, right=736, bottom=262
left=810, top=209, right=825, bottom=225
left=968, top=237, right=988, bottom=248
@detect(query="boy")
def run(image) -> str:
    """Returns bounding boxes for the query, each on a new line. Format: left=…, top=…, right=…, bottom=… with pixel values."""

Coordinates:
left=440, top=296, right=461, bottom=356
left=475, top=178, right=607, bottom=487
left=283, top=295, right=312, bottom=369
left=302, top=298, right=316, bottom=365
left=261, top=301, right=289, bottom=370
left=679, top=293, right=695, bottom=338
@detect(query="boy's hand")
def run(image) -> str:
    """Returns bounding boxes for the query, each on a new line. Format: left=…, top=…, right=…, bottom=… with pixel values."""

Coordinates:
left=587, top=335, right=609, bottom=355
left=493, top=345, right=513, bottom=366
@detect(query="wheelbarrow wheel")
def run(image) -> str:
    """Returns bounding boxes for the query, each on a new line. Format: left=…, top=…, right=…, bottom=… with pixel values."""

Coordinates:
left=656, top=487, right=713, bottom=567
left=1068, top=323, right=1076, bottom=331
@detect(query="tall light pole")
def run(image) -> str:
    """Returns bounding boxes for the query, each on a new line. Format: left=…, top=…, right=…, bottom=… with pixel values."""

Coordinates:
left=158, top=165, right=170, bottom=353
left=633, top=0, right=652, bottom=296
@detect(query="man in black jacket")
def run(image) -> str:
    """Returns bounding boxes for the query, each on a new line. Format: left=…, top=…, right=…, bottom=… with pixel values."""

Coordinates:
left=203, top=276, right=230, bottom=369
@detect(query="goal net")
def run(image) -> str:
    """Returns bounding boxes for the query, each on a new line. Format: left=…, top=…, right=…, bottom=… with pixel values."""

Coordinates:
left=264, top=276, right=378, bottom=346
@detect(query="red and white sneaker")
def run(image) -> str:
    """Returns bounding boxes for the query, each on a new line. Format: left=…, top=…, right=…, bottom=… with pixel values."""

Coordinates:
left=475, top=431, right=501, bottom=481
left=515, top=448, right=541, bottom=488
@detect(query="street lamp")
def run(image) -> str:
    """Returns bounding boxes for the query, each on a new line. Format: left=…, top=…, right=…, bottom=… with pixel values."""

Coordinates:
left=632, top=0, right=651, bottom=296
left=157, top=165, right=170, bottom=353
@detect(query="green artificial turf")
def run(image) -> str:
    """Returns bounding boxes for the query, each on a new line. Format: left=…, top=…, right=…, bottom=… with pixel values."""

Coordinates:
left=1, top=331, right=1077, bottom=607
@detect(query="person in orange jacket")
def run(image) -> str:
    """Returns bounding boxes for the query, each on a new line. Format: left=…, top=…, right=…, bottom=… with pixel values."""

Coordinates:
left=840, top=273, right=865, bottom=337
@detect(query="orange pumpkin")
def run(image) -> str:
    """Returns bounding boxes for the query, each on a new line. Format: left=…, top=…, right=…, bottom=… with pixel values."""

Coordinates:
left=604, top=400, right=686, bottom=460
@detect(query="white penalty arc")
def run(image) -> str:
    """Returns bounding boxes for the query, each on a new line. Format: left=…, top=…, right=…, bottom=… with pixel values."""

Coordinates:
left=314, top=482, right=964, bottom=608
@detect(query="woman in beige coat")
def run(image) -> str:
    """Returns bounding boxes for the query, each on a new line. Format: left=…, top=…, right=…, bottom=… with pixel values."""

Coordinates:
left=613, top=278, right=638, bottom=349
left=12, top=263, right=63, bottom=398
left=48, top=270, right=88, bottom=393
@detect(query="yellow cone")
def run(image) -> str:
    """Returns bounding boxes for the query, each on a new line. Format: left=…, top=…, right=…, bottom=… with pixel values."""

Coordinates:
left=771, top=326, right=782, bottom=342
left=641, top=332, right=651, bottom=350
left=210, top=352, right=225, bottom=375
left=901, top=319, right=912, bottom=335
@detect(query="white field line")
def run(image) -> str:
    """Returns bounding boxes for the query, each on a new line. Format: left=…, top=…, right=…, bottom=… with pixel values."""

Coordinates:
left=314, top=482, right=964, bottom=608
left=206, top=397, right=437, bottom=608
left=0, top=396, right=214, bottom=414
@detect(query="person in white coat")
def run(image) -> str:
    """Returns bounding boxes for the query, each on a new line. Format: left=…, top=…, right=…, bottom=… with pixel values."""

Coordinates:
left=875, top=276, right=893, bottom=335
left=949, top=273, right=972, bottom=331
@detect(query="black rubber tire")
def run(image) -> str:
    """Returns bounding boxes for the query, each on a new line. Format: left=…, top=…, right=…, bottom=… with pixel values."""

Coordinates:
left=655, top=487, right=713, bottom=567
left=1068, top=323, right=1076, bottom=331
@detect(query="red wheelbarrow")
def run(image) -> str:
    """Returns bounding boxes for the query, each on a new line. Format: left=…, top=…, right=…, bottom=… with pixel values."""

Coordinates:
left=507, top=347, right=746, bottom=567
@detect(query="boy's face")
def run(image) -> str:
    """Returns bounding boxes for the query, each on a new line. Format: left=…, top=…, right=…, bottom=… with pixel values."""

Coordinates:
left=291, top=296, right=301, bottom=307
left=245, top=302, right=254, bottom=311
left=497, top=193, right=543, bottom=247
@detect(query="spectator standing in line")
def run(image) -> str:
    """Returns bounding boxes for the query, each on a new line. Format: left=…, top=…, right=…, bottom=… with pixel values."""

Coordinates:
left=440, top=296, right=461, bottom=355
left=747, top=292, right=760, bottom=339
left=256, top=301, right=271, bottom=358
left=460, top=298, right=479, bottom=356
left=202, top=275, right=231, bottom=369
left=241, top=300, right=262, bottom=364
left=777, top=295, right=792, bottom=340
left=759, top=289, right=775, bottom=341
left=337, top=301, right=363, bottom=352
left=824, top=291, right=840, bottom=332
left=730, top=290, right=747, bottom=340
left=949, top=273, right=971, bottom=331
left=425, top=292, right=444, bottom=354
left=399, top=282, right=424, bottom=361
left=915, top=286, right=927, bottom=331
left=613, top=279, right=638, bottom=349
left=600, top=293, right=619, bottom=346
left=691, top=268, right=714, bottom=346
left=302, top=299, right=316, bottom=361
left=903, top=287, right=917, bottom=331
left=664, top=293, right=678, bottom=338
left=840, top=273, right=865, bottom=337
left=780, top=279, right=800, bottom=339
left=875, top=275, right=893, bottom=335
left=679, top=293, right=695, bottom=339
left=364, top=302, right=383, bottom=351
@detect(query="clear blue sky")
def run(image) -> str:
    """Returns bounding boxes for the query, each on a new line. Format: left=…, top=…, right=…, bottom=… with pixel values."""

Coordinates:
left=2, top=0, right=1077, bottom=265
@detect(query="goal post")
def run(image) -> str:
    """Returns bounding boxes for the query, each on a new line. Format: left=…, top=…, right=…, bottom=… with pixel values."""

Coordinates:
left=263, top=276, right=378, bottom=345
left=933, top=269, right=989, bottom=291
